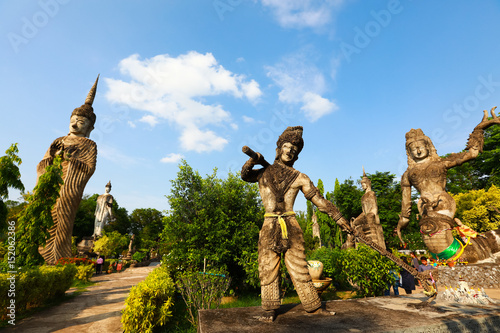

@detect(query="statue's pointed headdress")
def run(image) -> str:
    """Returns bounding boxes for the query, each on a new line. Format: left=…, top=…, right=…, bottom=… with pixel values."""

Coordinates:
left=361, top=166, right=370, bottom=185
left=71, top=75, right=99, bottom=126
left=362, top=166, right=369, bottom=180
left=106, top=180, right=112, bottom=189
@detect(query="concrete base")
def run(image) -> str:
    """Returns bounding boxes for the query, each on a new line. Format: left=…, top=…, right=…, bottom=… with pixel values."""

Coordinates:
left=198, top=293, right=500, bottom=333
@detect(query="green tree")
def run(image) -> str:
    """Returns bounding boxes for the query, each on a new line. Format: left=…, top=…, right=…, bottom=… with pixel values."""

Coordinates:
left=104, top=199, right=130, bottom=235
left=312, top=179, right=344, bottom=248
left=5, top=200, right=27, bottom=224
left=73, top=194, right=98, bottom=242
left=452, top=185, right=500, bottom=232
left=445, top=115, right=500, bottom=193
left=476, top=114, right=500, bottom=188
left=332, top=178, right=363, bottom=221
left=366, top=171, right=401, bottom=244
left=130, top=208, right=164, bottom=256
left=16, top=156, right=63, bottom=267
left=0, top=144, right=25, bottom=230
left=93, top=230, right=129, bottom=257
left=161, top=161, right=263, bottom=288
left=445, top=155, right=482, bottom=194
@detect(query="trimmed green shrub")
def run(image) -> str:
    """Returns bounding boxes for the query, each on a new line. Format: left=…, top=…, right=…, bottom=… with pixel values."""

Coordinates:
left=75, top=264, right=94, bottom=282
left=0, top=264, right=76, bottom=321
left=121, top=265, right=175, bottom=333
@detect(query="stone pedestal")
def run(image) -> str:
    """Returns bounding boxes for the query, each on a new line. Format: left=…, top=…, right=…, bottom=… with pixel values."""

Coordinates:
left=198, top=293, right=500, bottom=333
left=76, top=237, right=94, bottom=256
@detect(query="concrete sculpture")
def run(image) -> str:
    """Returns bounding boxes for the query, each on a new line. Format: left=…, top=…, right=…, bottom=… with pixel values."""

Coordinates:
left=241, top=126, right=350, bottom=319
left=38, top=76, right=99, bottom=264
left=93, top=181, right=114, bottom=238
left=397, top=108, right=500, bottom=263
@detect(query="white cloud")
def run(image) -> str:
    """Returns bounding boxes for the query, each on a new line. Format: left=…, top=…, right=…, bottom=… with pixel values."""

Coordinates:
left=160, top=153, right=184, bottom=164
left=242, top=80, right=262, bottom=102
left=179, top=125, right=228, bottom=152
left=243, top=115, right=256, bottom=123
left=259, top=0, right=345, bottom=29
left=266, top=51, right=338, bottom=122
left=242, top=115, right=265, bottom=124
left=300, top=92, right=338, bottom=122
left=105, top=52, right=262, bottom=152
left=127, top=121, right=136, bottom=128
left=139, top=115, right=159, bottom=127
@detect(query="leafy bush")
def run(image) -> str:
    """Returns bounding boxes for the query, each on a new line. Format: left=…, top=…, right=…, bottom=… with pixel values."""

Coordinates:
left=176, top=268, right=231, bottom=327
left=75, top=264, right=94, bottom=282
left=308, top=245, right=398, bottom=297
left=308, top=246, right=350, bottom=290
left=132, top=251, right=146, bottom=262
left=238, top=250, right=293, bottom=297
left=0, top=264, right=76, bottom=321
left=121, top=265, right=175, bottom=333
left=93, top=231, right=128, bottom=258
left=238, top=250, right=259, bottom=289
left=161, top=163, right=263, bottom=290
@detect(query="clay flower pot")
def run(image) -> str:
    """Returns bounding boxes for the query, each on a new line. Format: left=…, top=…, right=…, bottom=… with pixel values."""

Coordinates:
left=307, top=260, right=324, bottom=280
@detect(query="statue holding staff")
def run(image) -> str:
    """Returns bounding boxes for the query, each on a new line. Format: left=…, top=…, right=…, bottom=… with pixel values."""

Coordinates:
left=241, top=126, right=350, bottom=319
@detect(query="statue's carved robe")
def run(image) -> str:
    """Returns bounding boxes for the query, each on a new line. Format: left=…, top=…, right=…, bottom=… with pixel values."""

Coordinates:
left=38, top=135, right=97, bottom=264
left=94, top=193, right=113, bottom=237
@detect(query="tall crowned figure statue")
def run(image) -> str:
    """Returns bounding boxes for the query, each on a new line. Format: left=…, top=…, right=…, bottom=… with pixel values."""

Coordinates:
left=241, top=126, right=350, bottom=319
left=38, top=76, right=99, bottom=264
left=93, top=181, right=114, bottom=238
left=348, top=167, right=386, bottom=250
left=397, top=108, right=500, bottom=263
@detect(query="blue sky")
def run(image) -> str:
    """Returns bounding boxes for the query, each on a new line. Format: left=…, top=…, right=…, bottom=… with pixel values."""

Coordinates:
left=2, top=0, right=500, bottom=214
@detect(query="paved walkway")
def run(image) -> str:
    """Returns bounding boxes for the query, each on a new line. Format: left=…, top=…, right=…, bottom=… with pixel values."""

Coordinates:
left=4, top=265, right=157, bottom=333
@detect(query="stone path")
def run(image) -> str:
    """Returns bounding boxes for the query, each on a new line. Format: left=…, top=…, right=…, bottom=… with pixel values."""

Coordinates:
left=4, top=265, right=157, bottom=333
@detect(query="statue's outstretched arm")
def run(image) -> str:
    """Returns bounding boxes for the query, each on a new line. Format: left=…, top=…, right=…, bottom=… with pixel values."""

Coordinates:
left=302, top=177, right=350, bottom=231
left=445, top=107, right=499, bottom=168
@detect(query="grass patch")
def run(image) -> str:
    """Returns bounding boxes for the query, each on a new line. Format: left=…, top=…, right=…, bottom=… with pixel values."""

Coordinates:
left=69, top=279, right=97, bottom=296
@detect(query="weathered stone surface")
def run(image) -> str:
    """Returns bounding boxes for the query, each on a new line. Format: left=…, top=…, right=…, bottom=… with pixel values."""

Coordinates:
left=397, top=109, right=500, bottom=263
left=344, top=168, right=386, bottom=250
left=241, top=127, right=351, bottom=314
left=199, top=293, right=500, bottom=333
left=437, top=260, right=500, bottom=290
left=93, top=181, right=114, bottom=238
left=38, top=76, right=99, bottom=264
